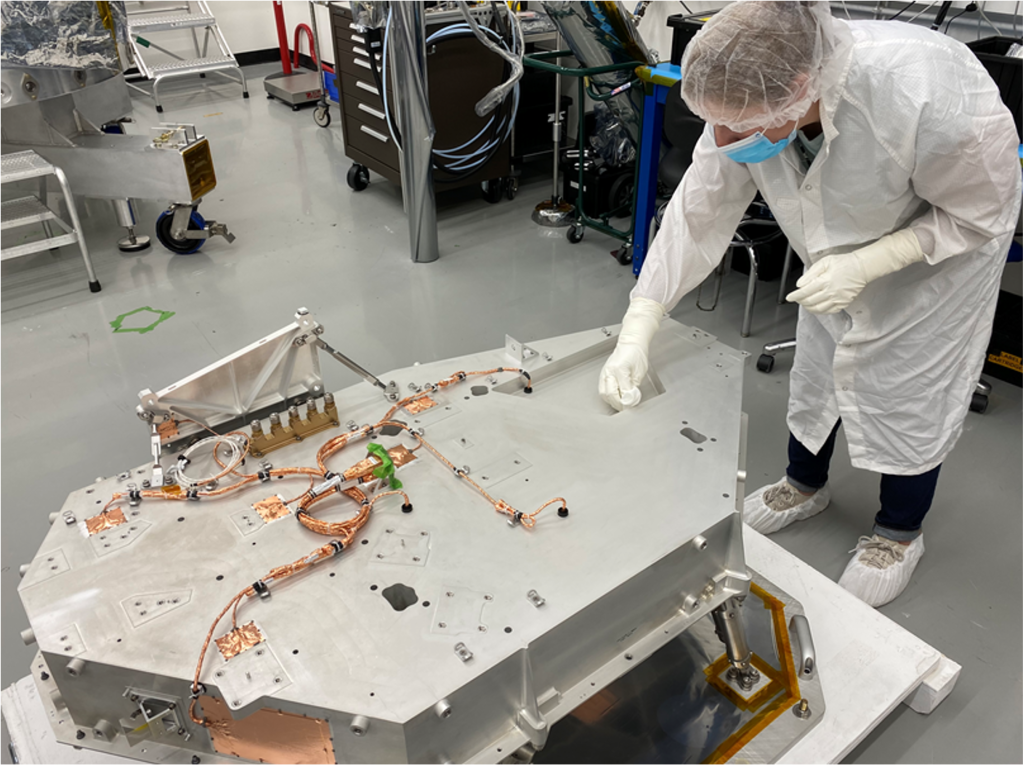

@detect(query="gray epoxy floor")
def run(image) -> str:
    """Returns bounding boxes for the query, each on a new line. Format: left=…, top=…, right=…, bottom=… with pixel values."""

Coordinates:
left=2, top=65, right=1020, bottom=764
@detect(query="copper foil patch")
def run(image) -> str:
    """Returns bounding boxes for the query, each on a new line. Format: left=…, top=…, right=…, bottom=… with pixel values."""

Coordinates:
left=403, top=395, right=438, bottom=414
left=157, top=419, right=179, bottom=441
left=201, top=695, right=336, bottom=764
left=215, top=621, right=265, bottom=660
left=343, top=445, right=417, bottom=481
left=85, top=508, right=127, bottom=536
left=253, top=495, right=291, bottom=523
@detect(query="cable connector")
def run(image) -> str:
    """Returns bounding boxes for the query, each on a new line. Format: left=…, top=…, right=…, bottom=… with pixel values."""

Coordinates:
left=401, top=502, right=414, bottom=514
left=309, top=473, right=342, bottom=499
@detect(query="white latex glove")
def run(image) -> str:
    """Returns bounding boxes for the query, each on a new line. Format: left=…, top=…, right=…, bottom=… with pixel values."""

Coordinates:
left=598, top=297, right=664, bottom=411
left=786, top=229, right=925, bottom=314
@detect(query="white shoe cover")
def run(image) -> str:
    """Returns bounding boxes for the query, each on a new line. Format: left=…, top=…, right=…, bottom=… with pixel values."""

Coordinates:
left=742, top=477, right=831, bottom=534
left=838, top=534, right=925, bottom=608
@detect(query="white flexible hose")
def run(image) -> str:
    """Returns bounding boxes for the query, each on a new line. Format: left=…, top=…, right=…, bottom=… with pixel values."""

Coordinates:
left=455, top=0, right=525, bottom=117
left=382, top=9, right=520, bottom=173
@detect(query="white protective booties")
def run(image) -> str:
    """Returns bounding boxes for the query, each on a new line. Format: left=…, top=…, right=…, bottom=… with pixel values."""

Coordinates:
left=743, top=476, right=831, bottom=534
left=838, top=534, right=925, bottom=607
left=598, top=297, right=665, bottom=411
left=786, top=229, right=925, bottom=314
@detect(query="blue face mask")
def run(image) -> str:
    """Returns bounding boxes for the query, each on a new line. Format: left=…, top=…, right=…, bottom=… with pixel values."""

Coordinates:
left=719, top=128, right=797, bottom=164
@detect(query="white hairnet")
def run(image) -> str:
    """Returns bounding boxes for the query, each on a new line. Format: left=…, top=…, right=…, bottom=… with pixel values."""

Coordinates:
left=680, top=1, right=835, bottom=132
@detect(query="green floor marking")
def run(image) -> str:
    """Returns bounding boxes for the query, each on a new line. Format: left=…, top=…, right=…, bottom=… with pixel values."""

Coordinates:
left=110, top=306, right=175, bottom=335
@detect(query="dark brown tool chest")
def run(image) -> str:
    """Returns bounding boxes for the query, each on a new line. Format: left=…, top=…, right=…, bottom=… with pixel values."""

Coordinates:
left=330, top=4, right=511, bottom=191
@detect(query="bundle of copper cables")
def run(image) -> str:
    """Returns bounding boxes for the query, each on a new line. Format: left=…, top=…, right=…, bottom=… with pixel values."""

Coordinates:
left=94, top=367, right=568, bottom=726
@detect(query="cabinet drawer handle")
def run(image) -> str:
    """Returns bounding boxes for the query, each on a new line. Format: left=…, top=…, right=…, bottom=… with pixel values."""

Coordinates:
left=358, top=102, right=386, bottom=120
left=348, top=22, right=360, bottom=31
left=360, top=125, right=389, bottom=143
left=354, top=58, right=371, bottom=70
left=356, top=80, right=380, bottom=96
left=351, top=33, right=365, bottom=44
left=353, top=46, right=369, bottom=57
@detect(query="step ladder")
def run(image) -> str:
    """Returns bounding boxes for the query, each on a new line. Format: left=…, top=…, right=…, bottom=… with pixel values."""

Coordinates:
left=0, top=151, right=101, bottom=293
left=125, top=0, right=248, bottom=113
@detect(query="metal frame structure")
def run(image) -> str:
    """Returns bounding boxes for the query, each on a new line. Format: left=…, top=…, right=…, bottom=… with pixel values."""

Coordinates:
left=0, top=151, right=100, bottom=293
left=125, top=0, right=249, bottom=113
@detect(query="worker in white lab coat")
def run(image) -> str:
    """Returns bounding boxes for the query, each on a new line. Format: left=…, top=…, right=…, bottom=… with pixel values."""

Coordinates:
left=599, top=1, right=1021, bottom=606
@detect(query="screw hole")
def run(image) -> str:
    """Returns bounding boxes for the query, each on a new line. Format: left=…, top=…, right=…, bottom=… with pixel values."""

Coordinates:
left=370, top=584, right=378, bottom=591
left=423, top=601, right=430, bottom=607
left=292, top=649, right=299, bottom=655
left=216, top=575, right=224, bottom=581
left=329, top=572, right=336, bottom=577
left=504, top=627, right=512, bottom=633
left=361, top=539, right=369, bottom=545
left=177, top=517, right=185, bottom=522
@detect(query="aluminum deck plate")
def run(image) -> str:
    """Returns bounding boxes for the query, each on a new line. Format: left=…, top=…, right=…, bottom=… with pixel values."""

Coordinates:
left=16, top=321, right=823, bottom=763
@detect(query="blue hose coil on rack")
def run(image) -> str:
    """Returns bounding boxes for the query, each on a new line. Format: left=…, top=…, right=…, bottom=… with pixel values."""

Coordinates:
left=382, top=11, right=521, bottom=176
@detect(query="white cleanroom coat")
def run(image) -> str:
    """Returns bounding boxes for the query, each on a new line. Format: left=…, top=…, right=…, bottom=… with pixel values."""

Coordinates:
left=634, top=19, right=1021, bottom=475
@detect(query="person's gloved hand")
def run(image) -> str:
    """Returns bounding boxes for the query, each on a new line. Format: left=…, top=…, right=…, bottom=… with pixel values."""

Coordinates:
left=786, top=229, right=925, bottom=314
left=599, top=297, right=664, bottom=411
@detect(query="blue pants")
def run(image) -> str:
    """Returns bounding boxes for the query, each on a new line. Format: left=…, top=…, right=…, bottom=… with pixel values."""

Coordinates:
left=785, top=420, right=939, bottom=542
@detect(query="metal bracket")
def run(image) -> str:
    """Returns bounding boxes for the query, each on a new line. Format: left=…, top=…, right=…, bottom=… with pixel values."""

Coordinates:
left=505, top=335, right=539, bottom=365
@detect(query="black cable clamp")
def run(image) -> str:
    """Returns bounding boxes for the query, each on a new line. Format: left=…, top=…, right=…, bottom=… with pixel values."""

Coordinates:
left=128, top=487, right=142, bottom=503
left=177, top=456, right=191, bottom=467
left=189, top=683, right=207, bottom=700
left=186, top=488, right=200, bottom=501
left=330, top=540, right=345, bottom=555
left=252, top=580, right=270, bottom=600
left=457, top=372, right=467, bottom=381
left=514, top=511, right=524, bottom=523
left=257, top=468, right=272, bottom=482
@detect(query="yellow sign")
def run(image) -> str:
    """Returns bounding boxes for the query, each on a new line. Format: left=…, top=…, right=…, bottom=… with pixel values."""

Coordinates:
left=182, top=140, right=217, bottom=201
left=988, top=350, right=1022, bottom=373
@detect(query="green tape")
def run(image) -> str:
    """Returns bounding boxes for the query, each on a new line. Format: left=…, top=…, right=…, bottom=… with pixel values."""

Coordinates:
left=135, top=35, right=151, bottom=47
left=366, top=443, right=402, bottom=489
left=110, top=306, right=175, bottom=335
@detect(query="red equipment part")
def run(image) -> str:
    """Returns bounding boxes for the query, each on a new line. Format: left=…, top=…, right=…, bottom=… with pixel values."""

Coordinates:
left=273, top=0, right=292, bottom=75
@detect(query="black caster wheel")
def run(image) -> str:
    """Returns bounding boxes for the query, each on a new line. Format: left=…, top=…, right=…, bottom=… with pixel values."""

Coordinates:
left=756, top=354, right=775, bottom=373
left=267, top=94, right=274, bottom=100
left=156, top=105, right=164, bottom=113
left=504, top=176, right=518, bottom=200
left=313, top=106, right=331, bottom=128
left=155, top=208, right=206, bottom=255
left=969, top=392, right=988, bottom=414
left=482, top=178, right=504, bottom=204
left=89, top=280, right=102, bottom=293
left=243, top=90, right=250, bottom=99
left=567, top=226, right=584, bottom=244
left=347, top=164, right=370, bottom=191
left=615, top=246, right=633, bottom=266
left=292, top=104, right=300, bottom=112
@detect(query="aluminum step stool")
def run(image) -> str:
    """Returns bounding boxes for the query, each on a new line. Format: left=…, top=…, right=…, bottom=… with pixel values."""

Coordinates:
left=1, top=151, right=100, bottom=293
left=125, top=0, right=248, bottom=113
